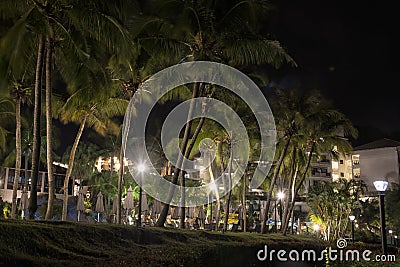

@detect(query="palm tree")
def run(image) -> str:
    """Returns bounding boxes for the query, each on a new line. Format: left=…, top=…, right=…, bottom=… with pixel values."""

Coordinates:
left=0, top=1, right=41, bottom=219
left=58, top=86, right=128, bottom=220
left=149, top=0, right=296, bottom=227
left=261, top=88, right=313, bottom=233
left=281, top=98, right=358, bottom=235
left=44, top=37, right=55, bottom=220
left=29, top=36, right=44, bottom=219
left=10, top=81, right=30, bottom=218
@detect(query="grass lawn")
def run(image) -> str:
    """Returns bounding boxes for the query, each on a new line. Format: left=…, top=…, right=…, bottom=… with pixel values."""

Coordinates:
left=0, top=219, right=398, bottom=267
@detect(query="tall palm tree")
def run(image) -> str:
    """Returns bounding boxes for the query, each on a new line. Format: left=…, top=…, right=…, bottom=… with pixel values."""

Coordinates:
left=281, top=99, right=358, bottom=235
left=0, top=1, right=41, bottom=219
left=58, top=86, right=128, bottom=220
left=10, top=81, right=30, bottom=218
left=261, top=88, right=306, bottom=233
left=149, top=0, right=296, bottom=227
left=44, top=37, right=55, bottom=220
left=1, top=0, right=135, bottom=219
left=30, top=36, right=44, bottom=219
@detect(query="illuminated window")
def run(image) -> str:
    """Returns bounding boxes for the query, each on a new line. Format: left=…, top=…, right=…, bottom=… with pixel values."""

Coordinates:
left=352, top=154, right=360, bottom=165
left=332, top=161, right=339, bottom=169
left=353, top=168, right=361, bottom=178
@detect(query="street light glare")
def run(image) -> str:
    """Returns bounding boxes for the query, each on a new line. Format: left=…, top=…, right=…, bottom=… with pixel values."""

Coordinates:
left=138, top=164, right=145, bottom=172
left=277, top=192, right=285, bottom=199
left=373, top=180, right=388, bottom=192
left=209, top=182, right=217, bottom=191
left=349, top=215, right=355, bottom=221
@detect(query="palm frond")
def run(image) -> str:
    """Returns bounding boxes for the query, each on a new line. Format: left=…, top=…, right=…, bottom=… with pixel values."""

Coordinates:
left=224, top=39, right=297, bottom=68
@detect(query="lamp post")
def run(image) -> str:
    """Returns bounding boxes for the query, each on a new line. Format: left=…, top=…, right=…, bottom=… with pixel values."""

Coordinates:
left=373, top=180, right=388, bottom=255
left=394, top=235, right=398, bottom=247
left=137, top=164, right=145, bottom=227
left=349, top=215, right=355, bottom=243
left=388, top=230, right=393, bottom=245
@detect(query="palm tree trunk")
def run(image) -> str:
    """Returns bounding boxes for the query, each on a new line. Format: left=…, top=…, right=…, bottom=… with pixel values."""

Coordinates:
left=261, top=134, right=292, bottom=233
left=155, top=82, right=200, bottom=227
left=281, top=149, right=297, bottom=234
left=45, top=38, right=54, bottom=220
left=61, top=116, right=87, bottom=221
left=179, top=171, right=185, bottom=229
left=242, top=174, right=247, bottom=232
left=117, top=144, right=124, bottom=224
left=282, top=163, right=299, bottom=235
left=223, top=139, right=232, bottom=232
left=11, top=98, right=22, bottom=219
left=28, top=36, right=44, bottom=220
left=23, top=151, right=29, bottom=188
left=179, top=115, right=207, bottom=228
left=285, top=143, right=315, bottom=233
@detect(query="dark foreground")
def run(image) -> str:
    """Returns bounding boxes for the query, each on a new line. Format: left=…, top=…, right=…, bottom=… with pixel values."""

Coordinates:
left=0, top=220, right=397, bottom=267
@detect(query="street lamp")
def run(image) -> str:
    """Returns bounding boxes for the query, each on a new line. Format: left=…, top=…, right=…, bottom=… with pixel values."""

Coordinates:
left=137, top=164, right=145, bottom=227
left=394, top=235, right=398, bottom=247
left=349, top=215, right=355, bottom=243
left=373, top=180, right=388, bottom=255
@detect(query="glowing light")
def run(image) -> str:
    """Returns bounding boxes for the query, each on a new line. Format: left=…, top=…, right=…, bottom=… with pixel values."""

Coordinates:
left=373, top=181, right=388, bottom=192
left=277, top=192, right=285, bottom=199
left=138, top=164, right=145, bottom=172
left=209, top=182, right=217, bottom=191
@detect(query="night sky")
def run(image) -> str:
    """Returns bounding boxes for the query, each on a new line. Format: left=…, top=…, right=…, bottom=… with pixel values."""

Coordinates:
left=64, top=2, right=400, bottom=152
left=268, top=1, right=400, bottom=145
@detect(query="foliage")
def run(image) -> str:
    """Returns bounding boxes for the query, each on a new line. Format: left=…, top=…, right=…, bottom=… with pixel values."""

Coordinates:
left=0, top=220, right=328, bottom=266
left=307, top=178, right=366, bottom=241
left=2, top=202, right=10, bottom=218
left=386, top=187, right=400, bottom=232
left=38, top=200, right=62, bottom=220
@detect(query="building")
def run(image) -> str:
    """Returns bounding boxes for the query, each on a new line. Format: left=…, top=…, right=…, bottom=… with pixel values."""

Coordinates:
left=306, top=148, right=353, bottom=191
left=0, top=166, right=67, bottom=203
left=352, top=138, right=400, bottom=192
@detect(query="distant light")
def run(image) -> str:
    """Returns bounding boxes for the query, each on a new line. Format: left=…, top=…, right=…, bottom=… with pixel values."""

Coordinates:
left=349, top=215, right=355, bottom=221
left=138, top=164, right=145, bottom=172
left=277, top=192, right=285, bottom=199
left=53, top=161, right=68, bottom=169
left=373, top=181, right=388, bottom=192
left=313, top=224, right=320, bottom=231
left=209, top=182, right=217, bottom=191
left=389, top=230, right=393, bottom=234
